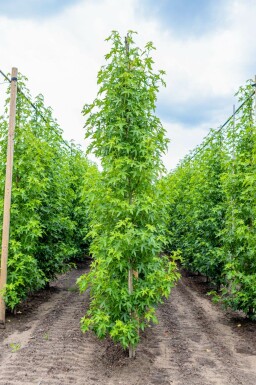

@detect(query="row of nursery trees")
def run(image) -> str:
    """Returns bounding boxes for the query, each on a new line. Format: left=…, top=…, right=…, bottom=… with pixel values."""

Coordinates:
left=0, top=33, right=180, bottom=358
left=1, top=31, right=255, bottom=358
left=166, top=83, right=256, bottom=319
left=77, top=32, right=256, bottom=358
left=0, top=75, right=97, bottom=310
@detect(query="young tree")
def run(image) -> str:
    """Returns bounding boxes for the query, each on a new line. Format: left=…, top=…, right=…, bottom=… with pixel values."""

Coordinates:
left=77, top=31, right=179, bottom=357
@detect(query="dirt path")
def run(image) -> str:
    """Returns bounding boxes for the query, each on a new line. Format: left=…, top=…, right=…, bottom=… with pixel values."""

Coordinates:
left=0, top=264, right=255, bottom=385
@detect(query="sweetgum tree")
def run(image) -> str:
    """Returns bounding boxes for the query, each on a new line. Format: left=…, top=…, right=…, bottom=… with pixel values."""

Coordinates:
left=166, top=81, right=256, bottom=319
left=220, top=83, right=256, bottom=318
left=77, top=31, right=180, bottom=356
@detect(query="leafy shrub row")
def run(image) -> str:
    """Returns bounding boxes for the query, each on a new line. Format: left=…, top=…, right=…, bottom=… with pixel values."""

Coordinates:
left=0, top=75, right=96, bottom=309
left=166, top=82, right=256, bottom=319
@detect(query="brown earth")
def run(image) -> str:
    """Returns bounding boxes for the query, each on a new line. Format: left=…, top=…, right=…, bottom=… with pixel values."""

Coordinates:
left=0, top=262, right=255, bottom=385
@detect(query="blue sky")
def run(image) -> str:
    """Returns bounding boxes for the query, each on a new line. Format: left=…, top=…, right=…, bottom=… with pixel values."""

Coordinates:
left=0, top=0, right=255, bottom=169
left=138, top=0, right=223, bottom=37
left=0, top=0, right=80, bottom=18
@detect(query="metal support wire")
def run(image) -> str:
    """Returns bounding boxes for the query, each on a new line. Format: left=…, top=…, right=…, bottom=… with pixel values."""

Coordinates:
left=187, top=88, right=255, bottom=162
left=0, top=69, right=72, bottom=151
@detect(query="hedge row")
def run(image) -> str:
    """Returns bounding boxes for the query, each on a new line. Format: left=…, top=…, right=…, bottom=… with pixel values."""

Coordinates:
left=0, top=75, right=97, bottom=309
left=166, top=82, right=256, bottom=318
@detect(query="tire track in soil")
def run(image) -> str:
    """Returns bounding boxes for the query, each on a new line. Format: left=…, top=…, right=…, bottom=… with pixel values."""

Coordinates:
left=156, top=278, right=256, bottom=385
left=0, top=266, right=104, bottom=385
left=103, top=277, right=256, bottom=385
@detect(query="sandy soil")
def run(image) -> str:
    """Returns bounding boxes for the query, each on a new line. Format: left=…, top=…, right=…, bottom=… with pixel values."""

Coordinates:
left=0, top=263, right=255, bottom=385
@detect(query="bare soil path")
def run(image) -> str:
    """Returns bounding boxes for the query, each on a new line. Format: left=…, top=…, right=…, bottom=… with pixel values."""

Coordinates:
left=0, top=263, right=255, bottom=385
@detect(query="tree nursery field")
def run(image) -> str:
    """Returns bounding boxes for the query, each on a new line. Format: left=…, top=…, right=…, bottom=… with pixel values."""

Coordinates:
left=0, top=31, right=255, bottom=384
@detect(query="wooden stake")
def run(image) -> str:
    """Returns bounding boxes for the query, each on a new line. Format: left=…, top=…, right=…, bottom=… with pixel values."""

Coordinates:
left=231, top=104, right=235, bottom=240
left=0, top=68, right=18, bottom=325
left=254, top=75, right=256, bottom=125
left=128, top=268, right=139, bottom=358
left=128, top=268, right=135, bottom=358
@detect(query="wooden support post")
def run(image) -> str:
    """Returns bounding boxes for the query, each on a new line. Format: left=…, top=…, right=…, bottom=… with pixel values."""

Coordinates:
left=0, top=67, right=18, bottom=326
left=254, top=75, right=256, bottom=124
left=128, top=268, right=139, bottom=358
left=128, top=268, right=135, bottom=358
left=231, top=104, right=235, bottom=242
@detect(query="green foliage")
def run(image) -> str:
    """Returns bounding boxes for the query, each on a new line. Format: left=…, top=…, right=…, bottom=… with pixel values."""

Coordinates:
left=0, top=74, right=95, bottom=309
left=78, top=31, right=180, bottom=350
left=9, top=343, right=21, bottom=353
left=166, top=132, right=226, bottom=286
left=219, top=83, right=256, bottom=319
left=167, top=81, right=256, bottom=318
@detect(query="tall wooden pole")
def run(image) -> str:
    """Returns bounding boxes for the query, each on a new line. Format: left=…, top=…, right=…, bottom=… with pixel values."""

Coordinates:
left=255, top=75, right=256, bottom=124
left=0, top=67, right=18, bottom=325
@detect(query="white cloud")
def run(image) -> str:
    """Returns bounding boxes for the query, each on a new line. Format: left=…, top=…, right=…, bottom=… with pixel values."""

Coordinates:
left=0, top=0, right=255, bottom=170
left=163, top=121, right=209, bottom=171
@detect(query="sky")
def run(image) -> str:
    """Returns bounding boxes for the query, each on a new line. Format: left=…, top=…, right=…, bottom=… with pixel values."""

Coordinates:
left=0, top=0, right=256, bottom=170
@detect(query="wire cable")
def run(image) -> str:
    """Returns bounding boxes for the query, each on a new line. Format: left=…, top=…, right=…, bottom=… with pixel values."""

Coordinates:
left=185, top=89, right=255, bottom=162
left=0, top=69, right=72, bottom=151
